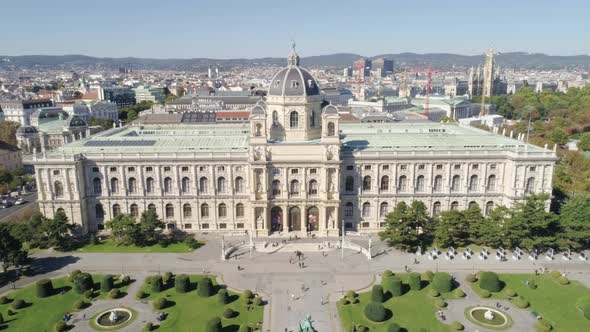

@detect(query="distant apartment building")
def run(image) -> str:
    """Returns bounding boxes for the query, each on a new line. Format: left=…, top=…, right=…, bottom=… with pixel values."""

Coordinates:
left=0, top=140, right=22, bottom=172
left=372, top=58, right=394, bottom=77
left=321, top=87, right=353, bottom=106
left=134, top=86, right=166, bottom=103
left=166, top=96, right=259, bottom=113
left=98, top=87, right=136, bottom=107
left=0, top=99, right=53, bottom=125
left=88, top=101, right=119, bottom=123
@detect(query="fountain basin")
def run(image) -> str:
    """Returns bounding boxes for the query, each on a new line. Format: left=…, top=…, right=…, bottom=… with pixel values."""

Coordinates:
left=91, top=307, right=136, bottom=331
left=465, top=306, right=512, bottom=330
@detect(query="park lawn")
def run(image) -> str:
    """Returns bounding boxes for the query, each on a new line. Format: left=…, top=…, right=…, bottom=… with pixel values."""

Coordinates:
left=469, top=273, right=590, bottom=331
left=141, top=275, right=264, bottom=332
left=0, top=274, right=130, bottom=331
left=75, top=238, right=201, bottom=253
left=338, top=273, right=458, bottom=332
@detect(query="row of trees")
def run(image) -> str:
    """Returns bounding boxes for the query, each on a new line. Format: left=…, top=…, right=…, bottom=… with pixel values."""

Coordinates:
left=106, top=209, right=164, bottom=246
left=9, top=210, right=76, bottom=251
left=118, top=101, right=153, bottom=122
left=379, top=193, right=590, bottom=251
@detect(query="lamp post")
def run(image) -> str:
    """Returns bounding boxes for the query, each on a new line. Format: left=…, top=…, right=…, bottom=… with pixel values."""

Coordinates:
left=340, top=219, right=344, bottom=260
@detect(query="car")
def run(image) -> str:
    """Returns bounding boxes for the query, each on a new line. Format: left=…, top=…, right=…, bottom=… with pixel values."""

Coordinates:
left=15, top=198, right=25, bottom=205
left=0, top=204, right=7, bottom=209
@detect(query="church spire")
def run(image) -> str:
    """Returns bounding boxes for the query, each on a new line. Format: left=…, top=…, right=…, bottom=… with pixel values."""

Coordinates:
left=288, top=41, right=300, bottom=66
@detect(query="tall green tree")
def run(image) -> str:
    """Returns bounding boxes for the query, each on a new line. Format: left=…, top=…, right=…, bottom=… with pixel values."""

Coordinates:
left=42, top=210, right=75, bottom=249
left=379, top=201, right=432, bottom=250
left=0, top=224, right=27, bottom=272
left=434, top=210, right=469, bottom=248
left=578, top=133, right=590, bottom=152
left=550, top=127, right=569, bottom=145
left=479, top=206, right=509, bottom=248
left=106, top=214, right=140, bottom=245
left=464, top=204, right=485, bottom=245
left=558, top=194, right=590, bottom=250
left=138, top=209, right=164, bottom=245
left=502, top=194, right=558, bottom=249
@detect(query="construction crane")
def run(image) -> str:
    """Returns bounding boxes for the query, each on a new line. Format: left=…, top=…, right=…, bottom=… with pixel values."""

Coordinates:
left=354, top=60, right=366, bottom=99
left=406, top=65, right=440, bottom=119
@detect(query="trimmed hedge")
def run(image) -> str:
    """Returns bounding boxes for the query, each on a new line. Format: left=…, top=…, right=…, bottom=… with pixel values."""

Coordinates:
left=453, top=288, right=465, bottom=298
left=480, top=290, right=491, bottom=298
left=136, top=290, right=146, bottom=299
left=339, top=298, right=350, bottom=305
left=371, top=285, right=384, bottom=303
left=175, top=274, right=190, bottom=293
left=383, top=276, right=403, bottom=296
left=73, top=299, right=86, bottom=310
left=153, top=297, right=168, bottom=310
left=239, top=325, right=253, bottom=332
left=150, top=275, right=163, bottom=293
left=435, top=298, right=447, bottom=308
left=382, top=270, right=394, bottom=278
left=364, top=302, right=387, bottom=322
left=253, top=296, right=263, bottom=306
left=388, top=323, right=401, bottom=332
left=54, top=321, right=67, bottom=332
left=513, top=296, right=529, bottom=308
left=505, top=288, right=517, bottom=297
left=550, top=270, right=561, bottom=278
left=347, top=290, right=358, bottom=299
left=408, top=272, right=421, bottom=291
left=163, top=271, right=174, bottom=285
left=217, top=289, right=228, bottom=304
left=421, top=270, right=434, bottom=282
left=73, top=273, right=94, bottom=294
left=69, top=270, right=81, bottom=282
left=101, top=275, right=114, bottom=292
left=222, top=308, right=235, bottom=319
left=558, top=276, right=570, bottom=285
left=11, top=299, right=25, bottom=310
left=535, top=319, right=552, bottom=331
left=465, top=273, right=477, bottom=283
left=206, top=317, right=222, bottom=332
left=479, top=271, right=502, bottom=292
left=243, top=289, right=253, bottom=299
left=109, top=289, right=121, bottom=299
left=0, top=296, right=8, bottom=304
left=122, top=275, right=131, bottom=285
left=198, top=277, right=214, bottom=297
left=428, top=289, right=440, bottom=297
left=36, top=279, right=54, bottom=298
left=451, top=321, right=464, bottom=331
left=83, top=290, right=93, bottom=299
left=143, top=322, right=154, bottom=332
left=432, top=272, right=453, bottom=293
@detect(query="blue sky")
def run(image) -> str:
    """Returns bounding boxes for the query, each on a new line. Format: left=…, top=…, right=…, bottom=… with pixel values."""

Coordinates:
left=1, top=0, right=588, bottom=58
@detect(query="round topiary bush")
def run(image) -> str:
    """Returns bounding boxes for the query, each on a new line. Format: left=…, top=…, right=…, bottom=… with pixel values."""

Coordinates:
left=451, top=321, right=464, bottom=331
left=238, top=325, right=252, bottom=332
left=242, top=295, right=251, bottom=305
left=408, top=272, right=421, bottom=291
left=198, top=277, right=213, bottom=297
left=217, top=289, right=228, bottom=304
left=253, top=296, right=263, bottom=306
left=505, top=288, right=517, bottom=297
left=122, top=275, right=131, bottom=285
left=364, top=302, right=387, bottom=322
left=535, top=319, right=552, bottom=331
left=382, top=270, right=394, bottom=278
left=109, top=289, right=120, bottom=299
left=453, top=288, right=465, bottom=298
left=54, top=321, right=67, bottom=332
left=550, top=270, right=561, bottom=278
left=153, top=297, right=167, bottom=310
left=69, top=270, right=81, bottom=282
left=422, top=270, right=434, bottom=282
left=466, top=273, right=477, bottom=283
left=175, top=274, right=190, bottom=293
left=558, top=276, right=570, bottom=285
left=143, top=322, right=153, bottom=332
left=73, top=299, right=86, bottom=310
left=222, top=308, right=235, bottom=319
left=371, top=285, right=384, bottom=303
left=101, top=274, right=114, bottom=292
left=383, top=276, right=402, bottom=297
left=243, top=289, right=253, bottom=299
left=435, top=298, right=447, bottom=308
left=0, top=296, right=8, bottom=304
left=136, top=290, right=146, bottom=300
left=346, top=290, right=358, bottom=299
left=150, top=275, right=163, bottom=293
left=36, top=279, right=54, bottom=298
left=388, top=322, right=401, bottom=332
left=11, top=299, right=25, bottom=310
left=513, top=296, right=529, bottom=308
left=428, top=289, right=440, bottom=297
left=73, top=273, right=94, bottom=294
left=480, top=290, right=491, bottom=298
left=356, top=325, right=369, bottom=332
left=479, top=271, right=502, bottom=292
left=432, top=272, right=453, bottom=293
left=163, top=271, right=174, bottom=285
left=206, top=317, right=222, bottom=332
left=340, top=298, right=350, bottom=305
left=83, top=289, right=93, bottom=299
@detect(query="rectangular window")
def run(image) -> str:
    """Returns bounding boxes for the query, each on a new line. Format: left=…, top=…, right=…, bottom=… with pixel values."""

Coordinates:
left=201, top=223, right=209, bottom=229
left=400, top=165, right=407, bottom=170
left=164, top=166, right=171, bottom=172
left=362, top=222, right=370, bottom=228
left=345, top=222, right=353, bottom=229
left=490, top=164, right=497, bottom=169
left=454, top=164, right=461, bottom=170
left=236, top=223, right=244, bottom=229
left=346, top=165, right=354, bottom=171
left=109, top=167, right=117, bottom=172
left=273, top=168, right=281, bottom=175
left=127, top=167, right=135, bottom=172
left=184, top=223, right=192, bottom=229
left=92, top=167, right=99, bottom=172
left=218, top=166, right=225, bottom=172
left=382, top=165, right=389, bottom=171
left=146, top=167, right=153, bottom=172
left=199, top=166, right=206, bottom=172
left=235, top=166, right=242, bottom=172
left=418, top=164, right=425, bottom=170
left=219, top=223, right=227, bottom=229
left=181, top=166, right=189, bottom=172
left=530, top=166, right=536, bottom=172
left=291, top=169, right=299, bottom=174
left=436, top=164, right=443, bottom=170
left=472, top=164, right=479, bottom=170
left=364, top=165, right=371, bottom=170
left=53, top=170, right=60, bottom=175
left=309, top=168, right=317, bottom=174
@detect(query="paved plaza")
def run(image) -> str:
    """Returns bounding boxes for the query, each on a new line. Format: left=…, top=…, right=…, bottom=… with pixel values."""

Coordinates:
left=2, top=235, right=590, bottom=331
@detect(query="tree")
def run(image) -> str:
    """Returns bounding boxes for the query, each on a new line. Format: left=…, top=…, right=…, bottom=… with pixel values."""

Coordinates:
left=434, top=210, right=469, bottom=248
left=0, top=224, right=27, bottom=273
left=502, top=194, right=558, bottom=249
left=106, top=214, right=140, bottom=245
left=138, top=209, right=164, bottom=245
left=88, top=117, right=114, bottom=131
left=379, top=201, right=431, bottom=250
left=578, top=133, right=590, bottom=152
left=0, top=121, right=20, bottom=145
left=42, top=210, right=75, bottom=249
left=464, top=204, right=485, bottom=245
left=558, top=194, right=590, bottom=250
left=478, top=206, right=509, bottom=248
left=550, top=127, right=568, bottom=145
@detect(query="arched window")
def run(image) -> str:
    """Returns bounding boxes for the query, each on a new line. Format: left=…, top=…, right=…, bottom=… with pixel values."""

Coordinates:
left=112, top=204, right=121, bottom=216
left=235, top=177, right=244, bottom=193
left=272, top=111, right=279, bottom=125
left=468, top=201, right=478, bottom=209
left=308, top=180, right=318, bottom=195
left=450, top=201, right=459, bottom=211
left=218, top=203, right=227, bottom=218
left=362, top=176, right=371, bottom=191
left=201, top=203, right=209, bottom=218
left=327, top=122, right=335, bottom=136
left=415, top=175, right=425, bottom=192
left=290, top=180, right=300, bottom=196
left=433, top=201, right=442, bottom=216
left=469, top=175, right=479, bottom=192
left=398, top=175, right=407, bottom=192
left=95, top=204, right=104, bottom=219
left=146, top=177, right=154, bottom=193
left=255, top=123, right=262, bottom=136
left=487, top=175, right=496, bottom=192
left=165, top=203, right=174, bottom=218
left=344, top=202, right=354, bottom=217
left=451, top=175, right=461, bottom=192
left=380, top=176, right=389, bottom=191
left=148, top=204, right=156, bottom=212
left=183, top=203, right=192, bottom=218
left=128, top=177, right=137, bottom=193
left=433, top=175, right=443, bottom=192
left=290, top=111, right=299, bottom=128
left=217, top=177, right=226, bottom=193
left=110, top=178, right=119, bottom=193
left=236, top=203, right=244, bottom=218
left=485, top=201, right=494, bottom=216
left=199, top=177, right=209, bottom=193
left=93, top=178, right=102, bottom=195
left=181, top=177, right=191, bottom=193
left=164, top=177, right=172, bottom=193
left=380, top=202, right=389, bottom=217
left=345, top=176, right=354, bottom=192
left=362, top=202, right=371, bottom=218
left=272, top=180, right=281, bottom=196
left=525, top=177, right=536, bottom=194
left=54, top=181, right=64, bottom=198
left=130, top=204, right=139, bottom=217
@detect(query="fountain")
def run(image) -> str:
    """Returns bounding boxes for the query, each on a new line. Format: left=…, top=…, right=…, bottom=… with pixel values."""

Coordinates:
left=92, top=308, right=135, bottom=330
left=484, top=309, right=494, bottom=320
left=466, top=306, right=511, bottom=330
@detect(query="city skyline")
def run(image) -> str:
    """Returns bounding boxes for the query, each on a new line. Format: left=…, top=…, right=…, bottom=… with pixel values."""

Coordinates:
left=1, top=0, right=589, bottom=58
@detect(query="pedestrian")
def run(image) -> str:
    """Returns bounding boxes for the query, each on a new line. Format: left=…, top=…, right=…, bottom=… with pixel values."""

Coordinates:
left=83, top=313, right=86, bottom=320
left=11, top=282, right=15, bottom=289
left=291, top=293, right=295, bottom=301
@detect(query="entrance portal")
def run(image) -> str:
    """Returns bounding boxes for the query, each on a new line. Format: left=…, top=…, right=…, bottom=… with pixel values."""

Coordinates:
left=307, top=207, right=319, bottom=231
left=271, top=206, right=283, bottom=232
left=288, top=207, right=301, bottom=231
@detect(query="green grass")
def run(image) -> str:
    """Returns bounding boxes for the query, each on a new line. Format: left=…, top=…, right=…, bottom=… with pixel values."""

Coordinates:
left=338, top=273, right=457, bottom=332
left=0, top=274, right=130, bottom=331
left=469, top=273, right=590, bottom=331
left=140, top=274, right=263, bottom=332
left=75, top=239, right=201, bottom=253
